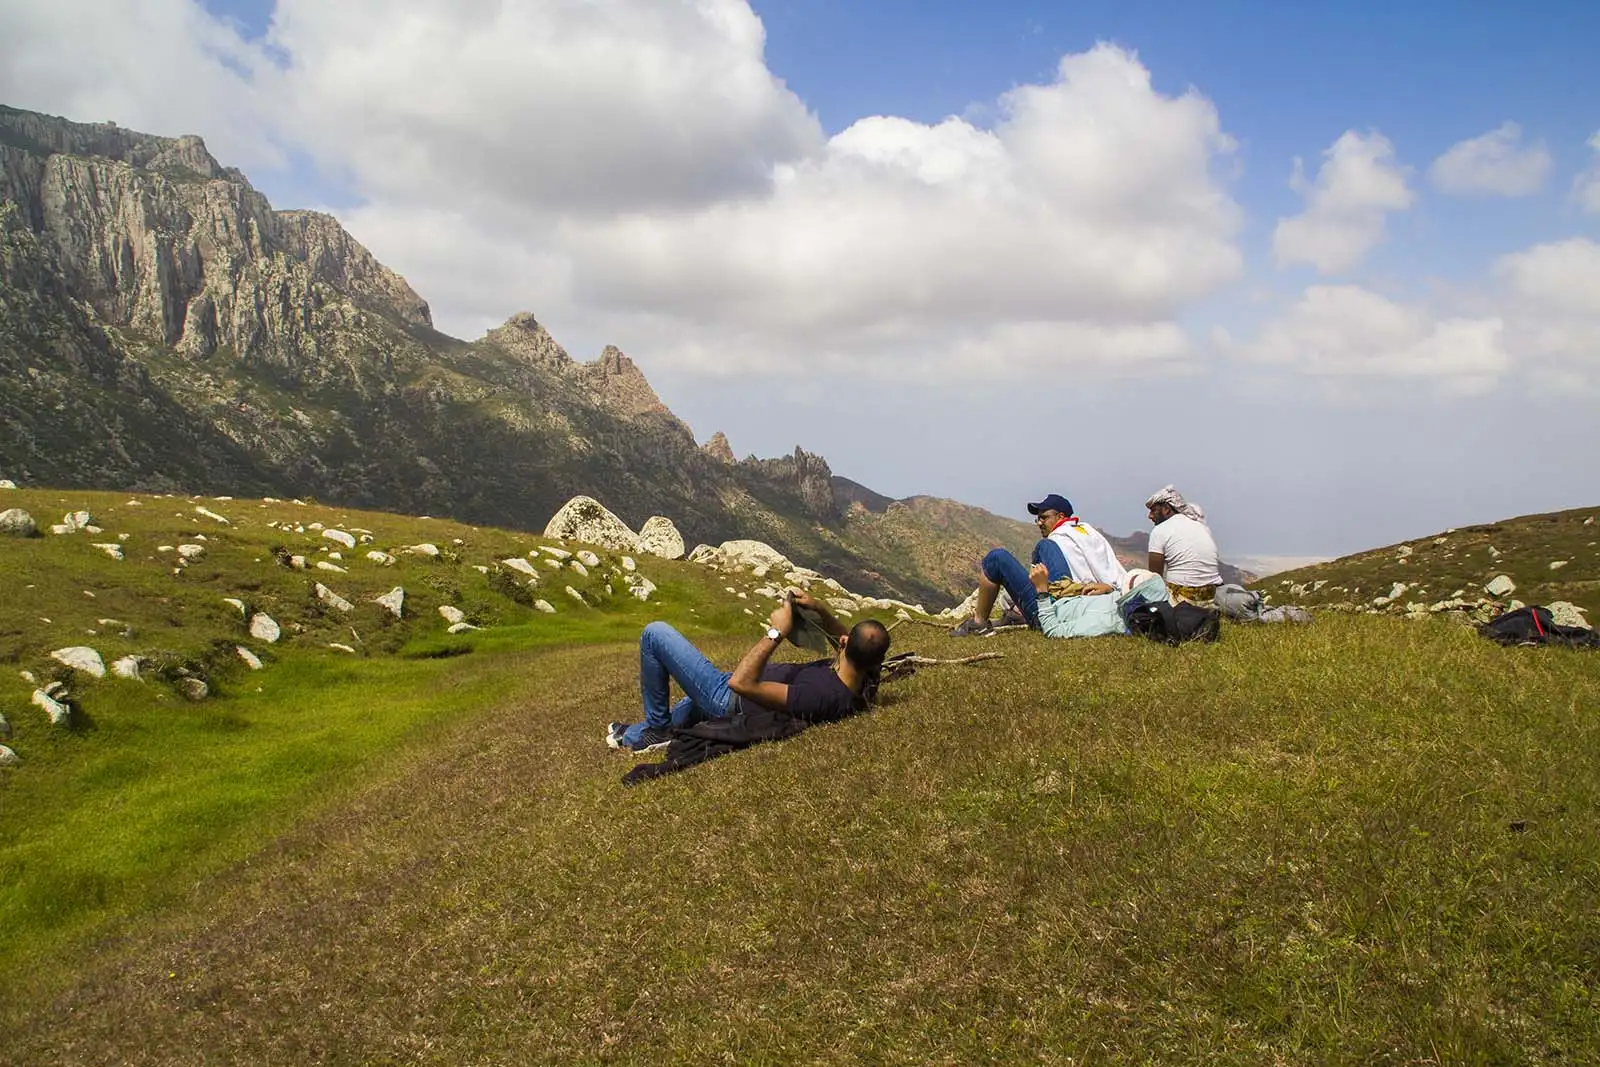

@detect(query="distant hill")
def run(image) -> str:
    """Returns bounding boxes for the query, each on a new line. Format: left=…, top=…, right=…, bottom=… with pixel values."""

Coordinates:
left=0, top=103, right=1052, bottom=609
left=1265, top=505, right=1598, bottom=623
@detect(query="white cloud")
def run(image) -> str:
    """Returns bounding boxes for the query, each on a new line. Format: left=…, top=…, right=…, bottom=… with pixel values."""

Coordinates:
left=0, top=0, right=280, bottom=170
left=1574, top=132, right=1600, bottom=214
left=334, top=39, right=1245, bottom=379
left=1231, top=284, right=1507, bottom=394
left=1273, top=131, right=1413, bottom=274
left=1493, top=237, right=1600, bottom=389
left=1429, top=122, right=1552, bottom=196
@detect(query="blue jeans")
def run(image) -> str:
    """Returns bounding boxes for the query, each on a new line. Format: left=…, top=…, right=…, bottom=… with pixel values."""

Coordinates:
left=620, top=621, right=736, bottom=747
left=983, top=540, right=1073, bottom=628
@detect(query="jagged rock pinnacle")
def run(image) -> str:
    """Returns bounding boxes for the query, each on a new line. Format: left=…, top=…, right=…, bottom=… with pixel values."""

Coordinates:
left=702, top=431, right=736, bottom=463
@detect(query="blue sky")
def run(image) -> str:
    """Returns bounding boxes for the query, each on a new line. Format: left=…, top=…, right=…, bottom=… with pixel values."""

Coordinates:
left=5, top=0, right=1599, bottom=562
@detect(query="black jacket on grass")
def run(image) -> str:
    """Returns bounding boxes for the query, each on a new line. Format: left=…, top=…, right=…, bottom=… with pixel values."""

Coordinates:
left=622, top=704, right=808, bottom=786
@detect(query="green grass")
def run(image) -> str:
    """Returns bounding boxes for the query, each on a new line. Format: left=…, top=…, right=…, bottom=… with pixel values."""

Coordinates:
left=3, top=491, right=1599, bottom=1064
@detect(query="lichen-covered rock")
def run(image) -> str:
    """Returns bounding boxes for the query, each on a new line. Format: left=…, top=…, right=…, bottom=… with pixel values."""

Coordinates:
left=621, top=556, right=637, bottom=573
left=1485, top=575, right=1516, bottom=597
left=50, top=646, right=106, bottom=678
left=1547, top=602, right=1590, bottom=629
left=249, top=613, right=281, bottom=643
left=236, top=646, right=263, bottom=670
left=638, top=517, right=685, bottom=560
left=0, top=745, right=17, bottom=766
left=375, top=586, right=405, bottom=618
left=315, top=583, right=353, bottom=612
left=0, top=508, right=36, bottom=537
left=92, top=542, right=124, bottom=560
left=438, top=605, right=466, bottom=625
left=544, top=496, right=640, bottom=552
left=32, top=688, right=70, bottom=725
left=177, top=543, right=205, bottom=560
left=111, top=655, right=142, bottom=679
left=626, top=574, right=657, bottom=602
left=576, top=550, right=600, bottom=567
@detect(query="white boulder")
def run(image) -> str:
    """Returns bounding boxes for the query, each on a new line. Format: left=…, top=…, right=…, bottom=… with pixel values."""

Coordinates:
left=438, top=605, right=466, bottom=625
left=538, top=546, right=573, bottom=560
left=501, top=557, right=540, bottom=578
left=236, top=646, right=263, bottom=670
left=366, top=550, right=396, bottom=566
left=637, top=516, right=685, bottom=560
left=543, top=496, right=641, bottom=552
left=1485, top=575, right=1516, bottom=597
left=249, top=613, right=281, bottom=643
left=50, top=646, right=106, bottom=678
left=223, top=597, right=247, bottom=617
left=447, top=622, right=480, bottom=634
left=405, top=543, right=441, bottom=558
left=314, top=561, right=347, bottom=573
left=32, top=688, right=70, bottom=725
left=565, top=585, right=586, bottom=603
left=570, top=561, right=589, bottom=577
left=626, top=574, right=658, bottom=602
left=177, top=543, right=205, bottom=560
left=0, top=508, right=37, bottom=537
left=315, top=583, right=354, bottom=612
left=0, top=479, right=14, bottom=489
left=111, top=656, right=142, bottom=680
left=328, top=643, right=357, bottom=654
left=322, top=529, right=357, bottom=549
left=621, top=556, right=637, bottom=573
left=375, top=587, right=405, bottom=618
left=194, top=505, right=231, bottom=524
left=576, top=550, right=600, bottom=567
left=1547, top=602, right=1590, bottom=629
left=92, top=543, right=124, bottom=560
left=0, top=745, right=17, bottom=766
left=534, top=599, right=556, bottom=613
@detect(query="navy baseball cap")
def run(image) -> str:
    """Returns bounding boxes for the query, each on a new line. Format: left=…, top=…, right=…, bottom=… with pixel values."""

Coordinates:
left=1027, top=494, right=1073, bottom=516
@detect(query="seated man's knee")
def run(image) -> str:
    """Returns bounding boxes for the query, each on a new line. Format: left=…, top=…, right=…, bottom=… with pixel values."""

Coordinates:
left=981, top=547, right=1014, bottom=581
left=641, top=620, right=677, bottom=645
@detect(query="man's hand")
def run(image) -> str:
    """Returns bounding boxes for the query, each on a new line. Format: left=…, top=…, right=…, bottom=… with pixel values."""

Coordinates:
left=1029, top=562, right=1050, bottom=593
left=768, top=598, right=795, bottom=635
left=788, top=588, right=821, bottom=611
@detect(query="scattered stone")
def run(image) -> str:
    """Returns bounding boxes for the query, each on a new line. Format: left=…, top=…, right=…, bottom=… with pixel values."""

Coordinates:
left=576, top=549, right=600, bottom=567
left=177, top=543, right=205, bottom=560
left=315, top=561, right=347, bottom=573
left=1395, top=545, right=1413, bottom=558
left=50, top=646, right=106, bottom=678
left=538, top=546, right=573, bottom=560
left=249, top=613, right=281, bottom=643
left=375, top=587, right=405, bottom=618
left=570, top=560, right=589, bottom=577
left=1549, top=560, right=1569, bottom=570
left=0, top=711, right=8, bottom=740
left=33, top=689, right=70, bottom=725
left=315, top=583, right=354, bottom=612
left=91, top=542, right=124, bottom=560
left=1547, top=602, right=1590, bottom=629
left=328, top=551, right=342, bottom=560
left=447, top=622, right=480, bottom=634
left=1585, top=517, right=1595, bottom=526
left=621, top=556, right=637, bottom=573
left=1488, top=546, right=1501, bottom=558
left=17, top=670, right=33, bottom=684
left=0, top=479, right=13, bottom=489
left=565, top=585, right=586, bottom=604
left=49, top=524, right=73, bottom=535
left=1485, top=575, right=1516, bottom=597
left=542, top=558, right=562, bottom=570
left=289, top=555, right=308, bottom=570
left=327, top=643, right=357, bottom=654
left=501, top=557, right=541, bottom=578
left=544, top=496, right=641, bottom=552
left=224, top=597, right=247, bottom=617
left=534, top=599, right=556, bottom=613
left=472, top=565, right=488, bottom=574
left=0, top=508, right=37, bottom=537
left=637, top=516, right=686, bottom=560
left=194, top=505, right=231, bottom=524
left=405, top=543, right=441, bottom=558
left=308, top=522, right=325, bottom=531
left=1386, top=582, right=1408, bottom=600
left=438, top=605, right=466, bottom=625
left=0, top=745, right=17, bottom=766
left=323, top=529, right=356, bottom=549
left=366, top=551, right=396, bottom=566
left=626, top=574, right=657, bottom=602
left=111, top=655, right=142, bottom=679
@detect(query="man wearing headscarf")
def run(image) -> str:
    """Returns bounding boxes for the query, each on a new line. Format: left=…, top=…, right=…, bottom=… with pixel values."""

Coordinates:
left=1144, top=485, right=1222, bottom=603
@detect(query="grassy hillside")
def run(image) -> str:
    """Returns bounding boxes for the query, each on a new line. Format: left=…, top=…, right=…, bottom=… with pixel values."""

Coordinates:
left=1265, top=505, right=1599, bottom=623
left=3, top=490, right=1598, bottom=1064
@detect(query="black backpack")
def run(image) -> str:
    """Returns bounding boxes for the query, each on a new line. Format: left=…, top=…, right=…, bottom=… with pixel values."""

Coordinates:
left=1124, top=599, right=1221, bottom=645
left=1479, top=606, right=1599, bottom=648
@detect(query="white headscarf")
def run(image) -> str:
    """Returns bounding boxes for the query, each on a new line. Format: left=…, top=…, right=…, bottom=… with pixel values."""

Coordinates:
left=1145, top=484, right=1206, bottom=524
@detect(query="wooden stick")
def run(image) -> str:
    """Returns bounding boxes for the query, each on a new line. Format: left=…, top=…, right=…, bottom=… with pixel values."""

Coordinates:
left=892, top=652, right=1004, bottom=666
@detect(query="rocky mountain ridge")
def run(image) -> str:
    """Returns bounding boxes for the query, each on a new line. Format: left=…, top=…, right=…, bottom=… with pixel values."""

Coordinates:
left=0, top=104, right=1054, bottom=606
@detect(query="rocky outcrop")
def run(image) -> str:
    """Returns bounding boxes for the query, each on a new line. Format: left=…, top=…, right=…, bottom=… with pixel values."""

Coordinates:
left=702, top=432, right=736, bottom=464
left=543, top=496, right=641, bottom=552
left=481, top=312, right=573, bottom=366
left=0, top=508, right=36, bottom=536
left=585, top=345, right=669, bottom=419
left=637, top=516, right=686, bottom=560
left=741, top=447, right=838, bottom=521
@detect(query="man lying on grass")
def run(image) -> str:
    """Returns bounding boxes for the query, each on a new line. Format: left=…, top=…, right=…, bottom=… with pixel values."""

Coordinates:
left=1027, top=564, right=1171, bottom=639
left=608, top=590, right=890, bottom=782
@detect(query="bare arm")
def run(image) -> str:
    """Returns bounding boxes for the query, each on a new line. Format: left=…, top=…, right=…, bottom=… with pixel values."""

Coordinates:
left=728, top=602, right=794, bottom=711
left=1148, top=552, right=1166, bottom=577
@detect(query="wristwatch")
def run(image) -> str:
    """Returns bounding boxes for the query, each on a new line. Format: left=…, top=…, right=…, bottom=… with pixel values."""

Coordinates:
left=764, top=626, right=783, bottom=642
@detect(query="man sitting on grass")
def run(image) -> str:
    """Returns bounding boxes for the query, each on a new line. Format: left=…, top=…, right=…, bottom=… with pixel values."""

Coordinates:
left=1144, top=484, right=1222, bottom=603
left=950, top=493, right=1129, bottom=637
left=607, top=589, right=890, bottom=759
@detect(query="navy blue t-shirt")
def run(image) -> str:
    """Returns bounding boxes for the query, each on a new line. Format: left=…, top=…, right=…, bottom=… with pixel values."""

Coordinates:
left=759, top=659, right=864, bottom=724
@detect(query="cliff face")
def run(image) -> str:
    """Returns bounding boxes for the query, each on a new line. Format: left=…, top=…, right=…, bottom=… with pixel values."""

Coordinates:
left=0, top=104, right=1048, bottom=606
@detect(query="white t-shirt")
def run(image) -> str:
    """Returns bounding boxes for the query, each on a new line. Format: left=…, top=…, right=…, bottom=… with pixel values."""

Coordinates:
left=1148, top=514, right=1221, bottom=587
left=1046, top=520, right=1129, bottom=587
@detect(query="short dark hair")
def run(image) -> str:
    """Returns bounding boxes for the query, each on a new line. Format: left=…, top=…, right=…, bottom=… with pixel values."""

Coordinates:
left=844, top=619, right=891, bottom=672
